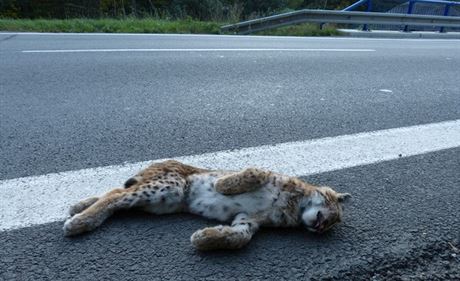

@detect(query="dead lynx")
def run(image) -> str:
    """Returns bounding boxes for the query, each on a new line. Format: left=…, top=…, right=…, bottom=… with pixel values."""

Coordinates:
left=63, top=160, right=351, bottom=250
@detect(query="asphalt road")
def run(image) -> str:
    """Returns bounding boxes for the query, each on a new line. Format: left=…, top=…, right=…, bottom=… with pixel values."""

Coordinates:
left=1, top=33, right=459, bottom=179
left=0, top=33, right=459, bottom=280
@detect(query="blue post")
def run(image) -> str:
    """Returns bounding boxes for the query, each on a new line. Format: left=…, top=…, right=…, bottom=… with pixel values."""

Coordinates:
left=362, top=0, right=372, bottom=31
left=440, top=4, right=451, bottom=32
left=403, top=1, right=415, bottom=32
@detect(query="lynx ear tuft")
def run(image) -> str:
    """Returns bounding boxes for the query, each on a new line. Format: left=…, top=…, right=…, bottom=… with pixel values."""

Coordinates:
left=337, top=193, right=352, bottom=202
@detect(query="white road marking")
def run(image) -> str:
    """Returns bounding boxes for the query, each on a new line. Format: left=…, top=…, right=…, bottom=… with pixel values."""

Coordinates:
left=379, top=89, right=393, bottom=93
left=21, top=48, right=375, bottom=53
left=1, top=119, right=460, bottom=231
left=2, top=31, right=459, bottom=41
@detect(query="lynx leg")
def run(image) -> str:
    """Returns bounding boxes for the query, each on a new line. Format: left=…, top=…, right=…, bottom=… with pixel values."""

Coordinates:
left=63, top=182, right=185, bottom=236
left=215, top=168, right=271, bottom=195
left=68, top=197, right=99, bottom=216
left=63, top=188, right=130, bottom=236
left=190, top=213, right=260, bottom=250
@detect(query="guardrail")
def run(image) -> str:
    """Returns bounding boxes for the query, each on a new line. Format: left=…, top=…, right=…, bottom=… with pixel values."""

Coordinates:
left=220, top=9, right=460, bottom=34
left=343, top=0, right=460, bottom=32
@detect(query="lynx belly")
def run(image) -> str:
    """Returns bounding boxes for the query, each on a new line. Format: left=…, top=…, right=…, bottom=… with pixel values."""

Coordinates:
left=186, top=172, right=281, bottom=222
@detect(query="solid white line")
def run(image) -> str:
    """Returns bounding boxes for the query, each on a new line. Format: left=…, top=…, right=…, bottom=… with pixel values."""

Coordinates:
left=2, top=31, right=459, bottom=41
left=21, top=48, right=376, bottom=53
left=1, top=119, right=460, bottom=231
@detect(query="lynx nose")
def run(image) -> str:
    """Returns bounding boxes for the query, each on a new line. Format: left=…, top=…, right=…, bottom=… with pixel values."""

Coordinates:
left=315, top=211, right=323, bottom=227
left=314, top=211, right=325, bottom=232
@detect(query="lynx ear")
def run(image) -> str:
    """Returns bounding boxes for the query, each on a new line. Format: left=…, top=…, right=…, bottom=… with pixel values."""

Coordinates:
left=337, top=192, right=351, bottom=202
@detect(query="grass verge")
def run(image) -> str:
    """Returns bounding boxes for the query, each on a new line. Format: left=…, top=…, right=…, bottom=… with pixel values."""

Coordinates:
left=0, top=18, right=340, bottom=36
left=0, top=18, right=221, bottom=34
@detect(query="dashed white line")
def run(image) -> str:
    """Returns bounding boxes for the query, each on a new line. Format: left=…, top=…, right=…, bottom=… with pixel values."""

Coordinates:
left=1, top=119, right=459, bottom=231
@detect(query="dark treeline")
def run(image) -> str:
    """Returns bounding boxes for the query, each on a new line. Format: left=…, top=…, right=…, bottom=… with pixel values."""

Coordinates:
left=0, top=0, right=405, bottom=20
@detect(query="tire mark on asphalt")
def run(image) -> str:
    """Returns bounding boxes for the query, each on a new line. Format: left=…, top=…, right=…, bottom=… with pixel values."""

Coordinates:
left=0, top=34, right=17, bottom=43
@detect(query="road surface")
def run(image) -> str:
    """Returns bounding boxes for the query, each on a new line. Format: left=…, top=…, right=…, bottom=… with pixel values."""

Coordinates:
left=0, top=33, right=459, bottom=280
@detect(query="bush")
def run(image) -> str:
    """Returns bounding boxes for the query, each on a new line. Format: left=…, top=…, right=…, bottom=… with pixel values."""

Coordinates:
left=0, top=0, right=367, bottom=21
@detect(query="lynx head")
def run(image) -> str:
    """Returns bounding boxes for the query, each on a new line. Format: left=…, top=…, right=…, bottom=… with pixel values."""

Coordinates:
left=300, top=186, right=351, bottom=233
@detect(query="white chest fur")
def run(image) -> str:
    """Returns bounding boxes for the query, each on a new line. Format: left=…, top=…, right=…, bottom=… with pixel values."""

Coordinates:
left=186, top=173, right=290, bottom=223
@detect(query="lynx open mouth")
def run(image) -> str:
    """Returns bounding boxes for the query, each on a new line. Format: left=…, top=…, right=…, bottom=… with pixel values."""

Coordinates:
left=314, top=211, right=329, bottom=233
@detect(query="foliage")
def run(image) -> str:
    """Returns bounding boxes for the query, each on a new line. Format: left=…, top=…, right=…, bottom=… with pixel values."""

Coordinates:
left=0, top=0, right=379, bottom=21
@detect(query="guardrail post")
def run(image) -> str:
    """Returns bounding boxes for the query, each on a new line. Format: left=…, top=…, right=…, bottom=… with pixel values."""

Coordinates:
left=361, top=0, right=373, bottom=31
left=403, top=1, right=415, bottom=32
left=440, top=4, right=451, bottom=32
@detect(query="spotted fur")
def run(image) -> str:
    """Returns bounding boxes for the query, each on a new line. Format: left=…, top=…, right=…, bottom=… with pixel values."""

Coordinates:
left=63, top=160, right=351, bottom=250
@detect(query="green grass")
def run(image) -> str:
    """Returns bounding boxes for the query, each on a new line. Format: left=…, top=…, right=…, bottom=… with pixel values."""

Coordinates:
left=0, top=18, right=221, bottom=34
left=255, top=23, right=341, bottom=37
left=0, top=18, right=339, bottom=36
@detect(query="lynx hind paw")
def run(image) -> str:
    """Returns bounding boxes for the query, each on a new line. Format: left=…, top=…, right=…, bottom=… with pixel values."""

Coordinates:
left=63, top=212, right=103, bottom=237
left=63, top=215, right=89, bottom=237
left=68, top=197, right=99, bottom=217
left=190, top=226, right=246, bottom=250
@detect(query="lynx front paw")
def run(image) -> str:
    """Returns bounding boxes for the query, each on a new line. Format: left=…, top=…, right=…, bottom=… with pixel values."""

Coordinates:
left=215, top=176, right=242, bottom=195
left=191, top=226, right=247, bottom=250
left=63, top=215, right=92, bottom=237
